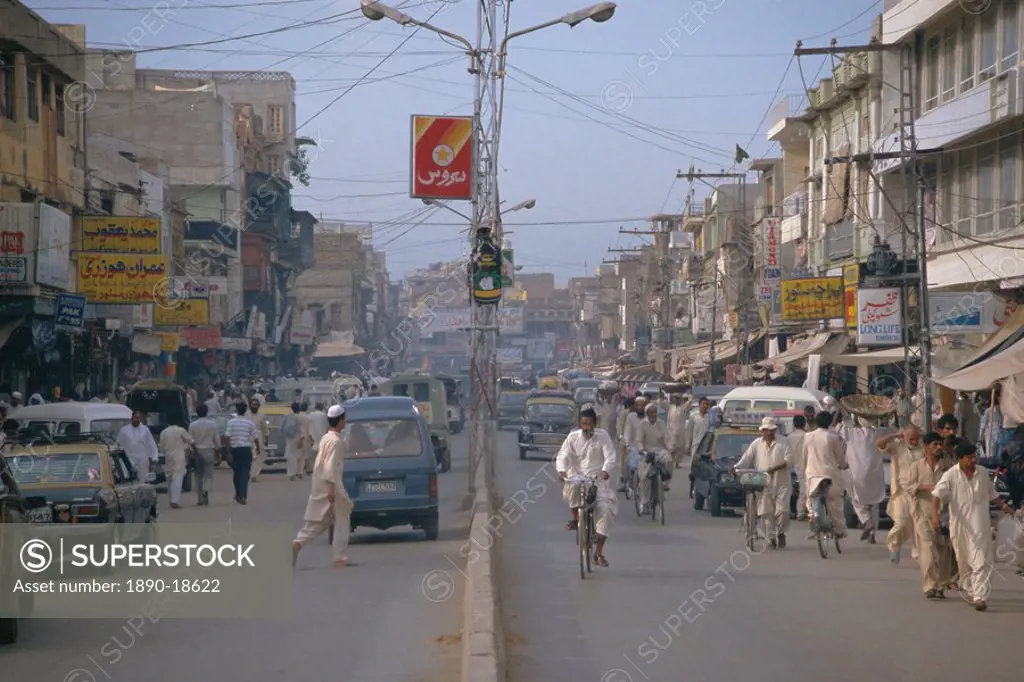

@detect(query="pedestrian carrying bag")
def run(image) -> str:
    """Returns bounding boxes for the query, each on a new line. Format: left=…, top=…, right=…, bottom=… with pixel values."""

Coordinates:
left=281, top=414, right=299, bottom=439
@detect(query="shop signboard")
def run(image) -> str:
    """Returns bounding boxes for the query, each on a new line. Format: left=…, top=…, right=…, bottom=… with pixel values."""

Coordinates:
left=182, top=327, right=222, bottom=349
left=54, top=294, right=86, bottom=331
left=856, top=288, right=902, bottom=346
left=154, top=299, right=209, bottom=326
left=497, top=347, right=523, bottom=364
left=80, top=216, right=161, bottom=254
left=0, top=203, right=34, bottom=284
left=780, top=277, right=844, bottom=321
left=930, top=291, right=1005, bottom=334
left=763, top=219, right=780, bottom=283
left=36, top=203, right=72, bottom=290
left=410, top=115, right=473, bottom=200
left=77, top=254, right=168, bottom=303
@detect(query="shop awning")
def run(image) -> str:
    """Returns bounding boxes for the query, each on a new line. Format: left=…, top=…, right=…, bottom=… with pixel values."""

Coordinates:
left=824, top=346, right=917, bottom=367
left=761, top=332, right=850, bottom=366
left=935, top=326, right=1024, bottom=391
left=671, top=332, right=765, bottom=379
left=954, top=305, right=1024, bottom=368
left=313, top=341, right=366, bottom=358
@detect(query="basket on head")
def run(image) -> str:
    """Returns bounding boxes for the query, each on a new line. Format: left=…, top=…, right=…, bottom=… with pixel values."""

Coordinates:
left=662, top=383, right=688, bottom=395
left=597, top=380, right=619, bottom=396
left=839, top=394, right=896, bottom=419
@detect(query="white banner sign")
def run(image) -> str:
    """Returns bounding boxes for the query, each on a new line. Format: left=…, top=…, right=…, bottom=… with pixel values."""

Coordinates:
left=219, top=337, right=253, bottom=352
left=497, top=347, right=523, bottom=364
left=207, top=276, right=228, bottom=295
left=132, top=304, right=153, bottom=329
left=417, top=307, right=524, bottom=336
left=289, top=325, right=314, bottom=346
left=930, top=292, right=1006, bottom=334
left=169, top=277, right=210, bottom=299
left=857, top=288, right=902, bottom=346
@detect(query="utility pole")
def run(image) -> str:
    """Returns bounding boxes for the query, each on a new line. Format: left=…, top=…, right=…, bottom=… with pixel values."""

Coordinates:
left=676, top=170, right=747, bottom=383
left=621, top=215, right=682, bottom=349
left=795, top=38, right=933, bottom=424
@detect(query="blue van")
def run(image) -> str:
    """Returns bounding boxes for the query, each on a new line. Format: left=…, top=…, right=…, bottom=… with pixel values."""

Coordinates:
left=330, top=397, right=440, bottom=541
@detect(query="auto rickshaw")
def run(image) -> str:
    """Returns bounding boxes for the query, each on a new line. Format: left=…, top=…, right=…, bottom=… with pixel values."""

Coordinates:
left=258, top=403, right=293, bottom=472
left=538, top=376, right=561, bottom=390
left=517, top=390, right=577, bottom=460
left=435, top=374, right=465, bottom=434
left=378, top=374, right=451, bottom=472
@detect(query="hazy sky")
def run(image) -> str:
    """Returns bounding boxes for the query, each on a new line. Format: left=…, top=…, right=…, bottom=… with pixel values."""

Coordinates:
left=27, top=0, right=878, bottom=283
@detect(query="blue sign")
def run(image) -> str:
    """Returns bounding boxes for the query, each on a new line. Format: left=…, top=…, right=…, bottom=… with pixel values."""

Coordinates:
left=54, top=293, right=86, bottom=330
left=764, top=267, right=782, bottom=282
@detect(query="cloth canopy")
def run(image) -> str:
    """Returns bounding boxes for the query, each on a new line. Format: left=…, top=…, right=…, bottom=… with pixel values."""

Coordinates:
left=313, top=341, right=366, bottom=358
left=671, top=331, right=765, bottom=379
left=935, top=326, right=1024, bottom=391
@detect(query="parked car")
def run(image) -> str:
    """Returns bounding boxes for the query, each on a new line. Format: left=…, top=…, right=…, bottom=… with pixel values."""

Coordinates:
left=718, top=386, right=829, bottom=419
left=258, top=404, right=293, bottom=473
left=691, top=425, right=800, bottom=517
left=126, top=379, right=190, bottom=490
left=10, top=402, right=131, bottom=439
left=328, top=397, right=439, bottom=541
left=378, top=374, right=451, bottom=472
left=518, top=391, right=577, bottom=460
left=573, top=386, right=598, bottom=407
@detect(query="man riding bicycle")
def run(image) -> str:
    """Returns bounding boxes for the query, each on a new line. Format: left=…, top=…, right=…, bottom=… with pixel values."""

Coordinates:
left=730, top=417, right=792, bottom=548
left=630, top=403, right=674, bottom=513
left=556, top=408, right=618, bottom=567
left=803, top=411, right=850, bottom=538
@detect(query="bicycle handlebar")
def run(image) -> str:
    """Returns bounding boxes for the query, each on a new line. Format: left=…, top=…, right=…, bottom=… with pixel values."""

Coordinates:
left=732, top=468, right=765, bottom=474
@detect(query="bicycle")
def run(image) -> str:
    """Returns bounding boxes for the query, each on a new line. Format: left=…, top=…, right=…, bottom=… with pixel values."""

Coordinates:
left=568, top=474, right=599, bottom=579
left=632, top=450, right=665, bottom=523
left=809, top=479, right=842, bottom=559
left=734, top=468, right=767, bottom=552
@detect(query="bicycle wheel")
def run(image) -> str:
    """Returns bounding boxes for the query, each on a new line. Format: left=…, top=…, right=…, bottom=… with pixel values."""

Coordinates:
left=816, top=531, right=830, bottom=559
left=585, top=509, right=594, bottom=574
left=634, top=471, right=644, bottom=517
left=834, top=533, right=842, bottom=554
left=659, top=482, right=666, bottom=526
left=746, top=493, right=763, bottom=553
left=651, top=474, right=660, bottom=521
left=578, top=513, right=588, bottom=579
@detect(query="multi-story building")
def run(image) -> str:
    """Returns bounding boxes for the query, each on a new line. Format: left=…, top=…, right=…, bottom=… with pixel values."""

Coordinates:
left=596, top=264, right=622, bottom=352
left=570, top=276, right=600, bottom=362
left=0, top=3, right=85, bottom=393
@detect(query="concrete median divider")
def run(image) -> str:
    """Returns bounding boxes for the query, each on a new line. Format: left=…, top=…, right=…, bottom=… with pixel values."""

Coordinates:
left=461, top=463, right=504, bottom=682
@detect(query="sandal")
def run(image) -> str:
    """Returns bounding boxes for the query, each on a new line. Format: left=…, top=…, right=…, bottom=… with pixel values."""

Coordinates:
left=594, top=554, right=609, bottom=567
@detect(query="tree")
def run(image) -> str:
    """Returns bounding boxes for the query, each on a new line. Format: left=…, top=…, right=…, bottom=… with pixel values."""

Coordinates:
left=290, top=148, right=311, bottom=186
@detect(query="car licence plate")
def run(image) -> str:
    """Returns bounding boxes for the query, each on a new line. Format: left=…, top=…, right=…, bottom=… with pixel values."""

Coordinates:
left=363, top=480, right=398, bottom=494
left=29, top=507, right=52, bottom=523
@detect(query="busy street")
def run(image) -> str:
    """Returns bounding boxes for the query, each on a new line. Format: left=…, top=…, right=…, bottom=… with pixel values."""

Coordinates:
left=2, top=429, right=471, bottom=682
left=495, top=428, right=1024, bottom=682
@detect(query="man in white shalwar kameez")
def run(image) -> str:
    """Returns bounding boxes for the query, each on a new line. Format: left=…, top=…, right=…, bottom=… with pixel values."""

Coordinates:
left=306, top=402, right=329, bottom=477
left=788, top=415, right=810, bottom=521
left=245, top=397, right=269, bottom=483
left=666, top=393, right=690, bottom=469
left=159, top=423, right=194, bottom=508
left=846, top=416, right=886, bottom=543
left=802, top=411, right=849, bottom=537
left=293, top=405, right=352, bottom=568
left=932, top=441, right=1016, bottom=611
left=284, top=402, right=311, bottom=480
left=878, top=425, right=924, bottom=564
left=117, top=411, right=159, bottom=481
left=634, top=403, right=674, bottom=512
left=556, top=407, right=618, bottom=568
left=732, top=417, right=792, bottom=548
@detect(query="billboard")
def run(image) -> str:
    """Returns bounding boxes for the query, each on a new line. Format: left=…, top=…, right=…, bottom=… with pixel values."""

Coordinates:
left=930, top=292, right=1006, bottom=334
left=411, top=115, right=473, bottom=200
left=0, top=203, right=34, bottom=284
left=81, top=216, right=161, bottom=254
left=77, top=254, right=168, bottom=303
left=417, top=307, right=524, bottom=335
left=155, top=299, right=209, bottom=326
left=856, top=288, right=902, bottom=346
left=780, top=277, right=844, bottom=321
left=36, top=203, right=72, bottom=290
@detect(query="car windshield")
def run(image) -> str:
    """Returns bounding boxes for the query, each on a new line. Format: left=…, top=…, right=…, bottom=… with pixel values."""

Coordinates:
left=526, top=403, right=574, bottom=420
left=90, top=419, right=131, bottom=437
left=575, top=388, right=597, bottom=403
left=500, top=393, right=528, bottom=406
left=704, top=433, right=759, bottom=461
left=343, top=419, right=423, bottom=458
left=8, top=453, right=104, bottom=485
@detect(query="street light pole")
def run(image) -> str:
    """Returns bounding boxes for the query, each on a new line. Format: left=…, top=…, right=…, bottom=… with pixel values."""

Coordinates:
left=360, top=1, right=616, bottom=504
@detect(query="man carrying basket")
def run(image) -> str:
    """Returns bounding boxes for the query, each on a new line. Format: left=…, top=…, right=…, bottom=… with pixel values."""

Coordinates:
left=731, top=417, right=793, bottom=549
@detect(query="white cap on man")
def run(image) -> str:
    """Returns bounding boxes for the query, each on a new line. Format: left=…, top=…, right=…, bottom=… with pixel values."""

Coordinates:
left=327, top=405, right=346, bottom=419
left=759, top=417, right=778, bottom=431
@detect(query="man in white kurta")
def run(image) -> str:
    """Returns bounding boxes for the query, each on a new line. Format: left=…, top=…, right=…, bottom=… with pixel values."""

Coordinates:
left=306, top=402, right=329, bottom=476
left=246, top=397, right=269, bottom=482
left=846, top=417, right=886, bottom=543
left=117, top=412, right=159, bottom=481
left=877, top=425, right=924, bottom=563
left=555, top=408, right=618, bottom=567
left=666, top=394, right=690, bottom=469
left=159, top=423, right=194, bottom=508
left=733, top=418, right=792, bottom=547
left=932, top=441, right=1016, bottom=610
left=284, top=402, right=311, bottom=480
left=788, top=415, right=810, bottom=521
left=686, top=398, right=712, bottom=461
left=803, top=412, right=849, bottom=537
left=293, top=405, right=352, bottom=568
left=621, top=397, right=646, bottom=480
left=634, top=403, right=674, bottom=511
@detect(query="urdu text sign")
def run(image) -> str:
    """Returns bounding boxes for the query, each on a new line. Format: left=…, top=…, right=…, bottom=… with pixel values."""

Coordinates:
left=155, top=299, right=210, bottom=326
left=76, top=254, right=168, bottom=303
left=81, top=216, right=161, bottom=254
left=410, top=115, right=474, bottom=201
left=780, top=277, right=844, bottom=321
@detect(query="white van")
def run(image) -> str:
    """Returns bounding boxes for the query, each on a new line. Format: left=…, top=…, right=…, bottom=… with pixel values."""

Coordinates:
left=9, top=402, right=133, bottom=438
left=718, top=387, right=829, bottom=419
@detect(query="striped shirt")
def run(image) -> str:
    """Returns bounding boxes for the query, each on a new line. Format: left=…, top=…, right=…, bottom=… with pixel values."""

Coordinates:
left=225, top=417, right=259, bottom=448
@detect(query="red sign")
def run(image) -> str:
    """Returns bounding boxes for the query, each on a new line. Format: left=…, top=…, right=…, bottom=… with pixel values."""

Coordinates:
left=0, top=231, right=24, bottom=254
left=182, top=327, right=222, bottom=349
left=411, top=115, right=474, bottom=200
left=764, top=219, right=779, bottom=269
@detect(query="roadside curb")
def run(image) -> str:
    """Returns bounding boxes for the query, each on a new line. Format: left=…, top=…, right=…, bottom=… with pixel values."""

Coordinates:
left=461, top=463, right=504, bottom=682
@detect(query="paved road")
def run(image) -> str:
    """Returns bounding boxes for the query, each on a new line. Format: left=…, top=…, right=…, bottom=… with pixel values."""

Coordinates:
left=495, top=430, right=1024, bottom=682
left=6, top=433, right=472, bottom=682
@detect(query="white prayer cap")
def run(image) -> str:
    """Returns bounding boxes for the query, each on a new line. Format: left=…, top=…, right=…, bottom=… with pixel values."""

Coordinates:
left=327, top=405, right=346, bottom=419
left=759, top=417, right=778, bottom=431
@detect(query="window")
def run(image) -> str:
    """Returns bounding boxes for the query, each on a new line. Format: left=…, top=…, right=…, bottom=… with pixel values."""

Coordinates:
left=1001, top=0, right=1020, bottom=71
left=268, top=105, right=284, bottom=134
left=924, top=36, right=940, bottom=111
left=345, top=419, right=423, bottom=459
left=980, top=7, right=998, bottom=81
left=0, top=53, right=13, bottom=120
left=56, top=83, right=65, bottom=135
left=41, top=73, right=51, bottom=107
left=998, top=133, right=1019, bottom=230
left=941, top=27, right=957, bottom=103
left=961, top=16, right=976, bottom=92
left=100, top=189, right=115, bottom=214
left=8, top=453, right=104, bottom=485
left=26, top=68, right=38, bottom=122
left=938, top=166, right=954, bottom=244
left=267, top=154, right=282, bottom=174
left=975, top=142, right=997, bottom=235
left=412, top=383, right=431, bottom=403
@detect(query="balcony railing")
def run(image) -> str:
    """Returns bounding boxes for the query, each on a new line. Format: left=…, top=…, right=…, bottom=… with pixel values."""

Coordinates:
left=768, top=94, right=810, bottom=130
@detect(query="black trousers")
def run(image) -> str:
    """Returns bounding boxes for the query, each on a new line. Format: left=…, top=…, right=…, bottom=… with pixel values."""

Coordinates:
left=230, top=447, right=253, bottom=499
